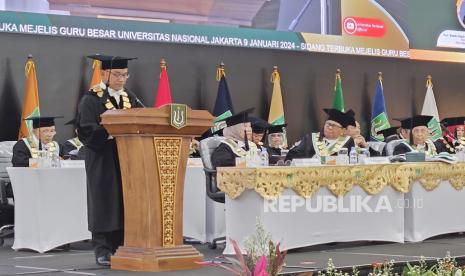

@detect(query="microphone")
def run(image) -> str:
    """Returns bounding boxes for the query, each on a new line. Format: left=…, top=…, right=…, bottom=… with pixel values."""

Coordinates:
left=134, top=95, right=146, bottom=108
left=244, top=130, right=249, bottom=151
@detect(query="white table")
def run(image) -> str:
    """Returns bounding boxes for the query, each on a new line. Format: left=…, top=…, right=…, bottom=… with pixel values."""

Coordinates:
left=7, top=167, right=91, bottom=253
left=404, top=181, right=465, bottom=242
left=224, top=186, right=405, bottom=254
left=7, top=162, right=225, bottom=252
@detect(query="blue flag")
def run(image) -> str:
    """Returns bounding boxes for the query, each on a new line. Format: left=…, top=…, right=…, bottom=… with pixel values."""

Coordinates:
left=211, top=75, right=234, bottom=133
left=370, top=75, right=390, bottom=141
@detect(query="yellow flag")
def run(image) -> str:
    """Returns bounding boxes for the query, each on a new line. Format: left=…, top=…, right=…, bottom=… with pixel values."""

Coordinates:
left=18, top=57, right=40, bottom=139
left=268, top=66, right=287, bottom=147
left=89, top=60, right=102, bottom=89
left=268, top=66, right=285, bottom=125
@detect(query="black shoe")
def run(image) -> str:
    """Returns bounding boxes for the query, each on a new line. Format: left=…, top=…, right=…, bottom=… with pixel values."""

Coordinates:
left=96, top=254, right=111, bottom=267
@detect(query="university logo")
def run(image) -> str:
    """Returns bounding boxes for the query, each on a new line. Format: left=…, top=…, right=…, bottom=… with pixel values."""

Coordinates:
left=170, top=104, right=187, bottom=129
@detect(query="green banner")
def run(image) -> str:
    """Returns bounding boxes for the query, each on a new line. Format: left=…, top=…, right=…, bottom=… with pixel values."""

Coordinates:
left=0, top=10, right=303, bottom=52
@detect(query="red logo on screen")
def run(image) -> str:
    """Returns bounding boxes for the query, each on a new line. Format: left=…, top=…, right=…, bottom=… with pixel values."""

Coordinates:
left=343, top=17, right=386, bottom=37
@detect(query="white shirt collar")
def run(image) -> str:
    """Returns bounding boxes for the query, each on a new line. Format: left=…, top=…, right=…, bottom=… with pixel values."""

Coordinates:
left=101, top=82, right=123, bottom=98
left=108, top=87, right=123, bottom=98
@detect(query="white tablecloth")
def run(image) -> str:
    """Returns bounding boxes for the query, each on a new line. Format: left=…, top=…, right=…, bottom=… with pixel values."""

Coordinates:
left=404, top=181, right=465, bottom=242
left=182, top=165, right=225, bottom=243
left=7, top=163, right=225, bottom=252
left=224, top=186, right=405, bottom=254
left=7, top=167, right=91, bottom=253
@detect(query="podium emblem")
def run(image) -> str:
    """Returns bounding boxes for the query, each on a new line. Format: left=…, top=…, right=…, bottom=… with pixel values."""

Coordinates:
left=170, top=104, right=187, bottom=129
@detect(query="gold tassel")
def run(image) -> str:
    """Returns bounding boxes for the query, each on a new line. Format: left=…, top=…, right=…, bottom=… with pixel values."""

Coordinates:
left=216, top=62, right=226, bottom=81
left=159, top=58, right=167, bottom=78
left=378, top=72, right=383, bottom=89
left=271, top=65, right=279, bottom=83
left=426, top=75, right=433, bottom=88
left=25, top=57, right=34, bottom=77
left=92, top=60, right=100, bottom=69
left=334, top=69, right=341, bottom=90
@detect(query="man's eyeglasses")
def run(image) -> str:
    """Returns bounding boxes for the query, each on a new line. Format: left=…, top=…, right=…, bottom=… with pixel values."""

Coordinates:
left=110, top=72, right=130, bottom=79
left=325, top=122, right=342, bottom=129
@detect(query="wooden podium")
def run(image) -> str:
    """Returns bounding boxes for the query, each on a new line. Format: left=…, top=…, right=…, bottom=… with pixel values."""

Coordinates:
left=100, top=105, right=214, bottom=272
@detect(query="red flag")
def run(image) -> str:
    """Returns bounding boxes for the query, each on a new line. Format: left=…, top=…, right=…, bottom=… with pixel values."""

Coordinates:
left=153, top=59, right=172, bottom=107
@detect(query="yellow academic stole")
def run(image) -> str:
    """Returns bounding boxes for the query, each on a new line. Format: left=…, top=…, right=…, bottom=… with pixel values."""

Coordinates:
left=91, top=85, right=132, bottom=110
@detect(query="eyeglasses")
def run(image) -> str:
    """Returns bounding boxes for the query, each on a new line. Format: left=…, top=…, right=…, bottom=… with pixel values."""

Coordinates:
left=110, top=72, right=130, bottom=79
left=325, top=122, right=342, bottom=129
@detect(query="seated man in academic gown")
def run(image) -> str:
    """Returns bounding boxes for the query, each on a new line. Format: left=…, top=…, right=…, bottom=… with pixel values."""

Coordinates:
left=440, top=116, right=465, bottom=153
left=211, top=108, right=259, bottom=168
left=266, top=124, right=287, bottom=156
left=250, top=117, right=269, bottom=150
left=393, top=115, right=447, bottom=156
left=376, top=126, right=400, bottom=156
left=285, top=108, right=355, bottom=161
left=62, top=119, right=85, bottom=160
left=345, top=111, right=380, bottom=156
left=12, top=116, right=63, bottom=167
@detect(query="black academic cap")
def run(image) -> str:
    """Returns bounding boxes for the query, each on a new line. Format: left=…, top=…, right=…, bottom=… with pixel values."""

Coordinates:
left=393, top=117, right=409, bottom=129
left=25, top=116, right=62, bottom=128
left=87, top=54, right=137, bottom=70
left=397, top=115, right=433, bottom=129
left=323, top=108, right=355, bottom=128
left=268, top=123, right=287, bottom=134
left=249, top=117, right=269, bottom=134
left=441, top=116, right=465, bottom=127
left=221, top=108, right=255, bottom=127
left=346, top=109, right=356, bottom=118
left=376, top=126, right=399, bottom=138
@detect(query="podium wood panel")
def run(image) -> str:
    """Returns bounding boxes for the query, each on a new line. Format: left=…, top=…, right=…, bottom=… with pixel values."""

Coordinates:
left=101, top=106, right=214, bottom=272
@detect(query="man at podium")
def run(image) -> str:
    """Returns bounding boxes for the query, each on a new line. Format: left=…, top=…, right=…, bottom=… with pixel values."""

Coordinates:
left=76, top=55, right=142, bottom=266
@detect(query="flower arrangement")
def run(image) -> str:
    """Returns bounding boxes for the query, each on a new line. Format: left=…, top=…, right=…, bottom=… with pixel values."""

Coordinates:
left=318, top=252, right=464, bottom=276
left=199, top=218, right=286, bottom=276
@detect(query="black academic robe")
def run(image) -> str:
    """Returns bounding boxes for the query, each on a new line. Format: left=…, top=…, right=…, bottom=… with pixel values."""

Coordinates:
left=393, top=140, right=446, bottom=155
left=285, top=133, right=355, bottom=161
left=62, top=139, right=86, bottom=160
left=211, top=143, right=239, bottom=169
left=77, top=87, right=140, bottom=233
left=12, top=139, right=63, bottom=167
left=266, top=146, right=282, bottom=156
left=12, top=140, right=31, bottom=167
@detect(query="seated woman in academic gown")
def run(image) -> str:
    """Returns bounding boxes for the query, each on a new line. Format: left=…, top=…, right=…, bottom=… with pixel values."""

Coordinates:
left=393, top=115, right=446, bottom=156
left=285, top=108, right=355, bottom=161
left=266, top=124, right=287, bottom=156
left=12, top=116, right=63, bottom=167
left=440, top=116, right=465, bottom=153
left=211, top=108, right=258, bottom=169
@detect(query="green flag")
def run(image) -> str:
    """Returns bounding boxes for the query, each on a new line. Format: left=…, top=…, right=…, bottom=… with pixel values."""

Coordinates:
left=332, top=70, right=344, bottom=112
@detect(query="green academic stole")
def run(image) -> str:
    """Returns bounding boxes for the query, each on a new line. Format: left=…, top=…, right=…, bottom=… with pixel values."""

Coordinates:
left=400, top=140, right=437, bottom=156
left=312, top=132, right=350, bottom=157
left=68, top=137, right=83, bottom=150
left=23, top=137, right=59, bottom=159
left=221, top=139, right=258, bottom=157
